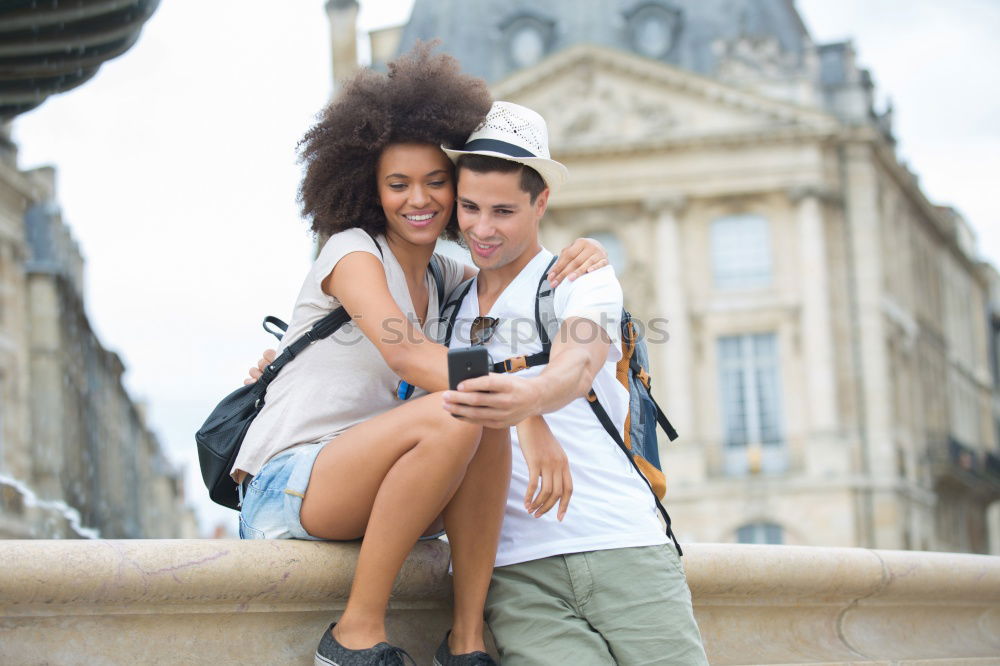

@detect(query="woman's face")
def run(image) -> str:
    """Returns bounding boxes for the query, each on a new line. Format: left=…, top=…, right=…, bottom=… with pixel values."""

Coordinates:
left=376, top=142, right=455, bottom=248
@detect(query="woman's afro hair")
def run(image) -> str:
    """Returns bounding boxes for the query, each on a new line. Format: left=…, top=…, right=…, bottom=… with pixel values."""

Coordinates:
left=297, top=43, right=492, bottom=239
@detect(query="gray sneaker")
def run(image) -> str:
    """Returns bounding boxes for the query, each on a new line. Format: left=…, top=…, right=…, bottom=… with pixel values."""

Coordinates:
left=432, top=632, right=497, bottom=666
left=314, top=623, right=414, bottom=666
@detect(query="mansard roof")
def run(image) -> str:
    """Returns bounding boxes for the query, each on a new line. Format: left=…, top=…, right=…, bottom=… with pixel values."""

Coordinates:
left=395, top=0, right=813, bottom=83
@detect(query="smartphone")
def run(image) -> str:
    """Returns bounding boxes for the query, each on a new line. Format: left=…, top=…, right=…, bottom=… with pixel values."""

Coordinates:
left=448, top=346, right=490, bottom=390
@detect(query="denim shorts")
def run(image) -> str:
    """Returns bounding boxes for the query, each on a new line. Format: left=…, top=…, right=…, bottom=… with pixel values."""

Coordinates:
left=238, top=441, right=445, bottom=541
left=238, top=442, right=326, bottom=540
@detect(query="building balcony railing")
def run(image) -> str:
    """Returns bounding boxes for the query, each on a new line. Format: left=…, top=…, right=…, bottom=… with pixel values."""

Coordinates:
left=704, top=439, right=801, bottom=480
left=1, top=539, right=998, bottom=665
left=927, top=437, right=1000, bottom=499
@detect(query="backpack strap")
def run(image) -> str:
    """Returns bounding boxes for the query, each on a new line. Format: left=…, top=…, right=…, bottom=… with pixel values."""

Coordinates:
left=649, top=392, right=679, bottom=441
left=441, top=277, right=476, bottom=346
left=367, top=232, right=386, bottom=258
left=262, top=316, right=288, bottom=342
left=488, top=255, right=560, bottom=372
left=393, top=256, right=449, bottom=401
left=622, top=322, right=679, bottom=442
left=257, top=307, right=352, bottom=386
left=586, top=390, right=683, bottom=556
left=262, top=244, right=442, bottom=350
left=258, top=235, right=390, bottom=383
left=428, top=254, right=445, bottom=308
left=492, top=352, right=549, bottom=374
left=534, top=256, right=560, bottom=353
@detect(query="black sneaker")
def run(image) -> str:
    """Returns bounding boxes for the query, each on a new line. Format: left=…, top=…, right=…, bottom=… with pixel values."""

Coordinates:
left=314, top=623, right=414, bottom=666
left=432, top=631, right=497, bottom=666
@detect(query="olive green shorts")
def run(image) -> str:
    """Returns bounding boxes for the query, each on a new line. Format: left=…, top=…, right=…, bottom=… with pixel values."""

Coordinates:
left=484, top=543, right=708, bottom=666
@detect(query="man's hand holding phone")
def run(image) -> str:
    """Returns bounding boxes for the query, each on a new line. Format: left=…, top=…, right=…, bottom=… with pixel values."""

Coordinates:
left=443, top=370, right=542, bottom=428
left=447, top=346, right=491, bottom=392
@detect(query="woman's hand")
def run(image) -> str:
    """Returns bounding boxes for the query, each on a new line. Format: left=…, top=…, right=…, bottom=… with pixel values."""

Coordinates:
left=548, top=237, right=609, bottom=287
left=516, top=416, right=573, bottom=521
left=244, top=349, right=277, bottom=385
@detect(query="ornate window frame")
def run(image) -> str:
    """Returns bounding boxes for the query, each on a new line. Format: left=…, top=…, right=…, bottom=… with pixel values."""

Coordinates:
left=499, top=11, right=557, bottom=70
left=624, top=1, right=682, bottom=60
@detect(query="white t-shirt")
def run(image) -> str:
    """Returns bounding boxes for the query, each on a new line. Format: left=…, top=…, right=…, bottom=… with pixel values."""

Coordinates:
left=449, top=248, right=668, bottom=567
left=233, top=228, right=466, bottom=479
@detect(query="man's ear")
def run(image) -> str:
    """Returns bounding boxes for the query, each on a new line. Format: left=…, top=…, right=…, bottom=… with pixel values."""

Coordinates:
left=534, top=187, right=550, bottom=218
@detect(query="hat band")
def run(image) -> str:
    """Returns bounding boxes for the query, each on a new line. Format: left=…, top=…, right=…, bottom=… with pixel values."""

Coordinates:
left=459, top=138, right=537, bottom=159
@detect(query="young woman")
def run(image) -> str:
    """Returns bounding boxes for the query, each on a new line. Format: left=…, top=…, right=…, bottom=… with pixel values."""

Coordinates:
left=234, top=46, right=606, bottom=666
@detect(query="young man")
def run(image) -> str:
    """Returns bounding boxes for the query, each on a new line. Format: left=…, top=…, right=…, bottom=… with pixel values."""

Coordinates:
left=440, top=102, right=707, bottom=666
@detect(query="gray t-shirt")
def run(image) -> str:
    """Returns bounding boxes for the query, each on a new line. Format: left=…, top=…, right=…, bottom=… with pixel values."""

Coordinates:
left=232, top=228, right=466, bottom=478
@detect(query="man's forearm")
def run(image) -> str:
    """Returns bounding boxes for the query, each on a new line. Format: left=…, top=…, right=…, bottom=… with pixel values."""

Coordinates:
left=525, top=346, right=601, bottom=416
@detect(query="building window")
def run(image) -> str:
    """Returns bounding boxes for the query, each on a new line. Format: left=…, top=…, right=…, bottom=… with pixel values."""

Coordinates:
left=587, top=231, right=627, bottom=274
left=718, top=333, right=786, bottom=476
left=737, top=522, right=784, bottom=544
left=625, top=2, right=682, bottom=59
left=711, top=214, right=772, bottom=289
left=501, top=15, right=555, bottom=69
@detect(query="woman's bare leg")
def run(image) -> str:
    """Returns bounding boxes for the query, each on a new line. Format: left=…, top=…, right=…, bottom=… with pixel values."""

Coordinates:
left=444, top=427, right=511, bottom=654
left=298, top=392, right=482, bottom=649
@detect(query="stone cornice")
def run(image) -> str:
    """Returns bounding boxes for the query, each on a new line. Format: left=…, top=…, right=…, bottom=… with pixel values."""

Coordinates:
left=552, top=123, right=839, bottom=160
left=787, top=184, right=844, bottom=207
left=641, top=194, right=688, bottom=216
left=492, top=43, right=839, bottom=131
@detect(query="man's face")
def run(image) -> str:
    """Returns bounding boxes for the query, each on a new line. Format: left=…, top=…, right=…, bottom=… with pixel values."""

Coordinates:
left=456, top=167, right=549, bottom=271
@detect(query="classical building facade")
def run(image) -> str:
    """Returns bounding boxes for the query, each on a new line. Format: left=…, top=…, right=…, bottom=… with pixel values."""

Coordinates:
left=0, top=129, right=197, bottom=539
left=328, top=0, right=1000, bottom=552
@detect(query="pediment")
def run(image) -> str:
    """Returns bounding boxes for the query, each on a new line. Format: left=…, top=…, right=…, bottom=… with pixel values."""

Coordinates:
left=491, top=44, right=838, bottom=153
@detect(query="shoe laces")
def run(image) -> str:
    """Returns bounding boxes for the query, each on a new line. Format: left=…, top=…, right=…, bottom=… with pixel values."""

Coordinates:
left=378, top=645, right=415, bottom=666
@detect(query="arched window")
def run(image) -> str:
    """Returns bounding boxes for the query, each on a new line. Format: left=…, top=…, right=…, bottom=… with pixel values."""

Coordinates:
left=711, top=214, right=772, bottom=289
left=736, top=522, right=783, bottom=545
left=587, top=231, right=627, bottom=274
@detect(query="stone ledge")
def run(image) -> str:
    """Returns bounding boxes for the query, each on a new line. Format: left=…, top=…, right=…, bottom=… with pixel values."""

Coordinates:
left=0, top=540, right=998, bottom=665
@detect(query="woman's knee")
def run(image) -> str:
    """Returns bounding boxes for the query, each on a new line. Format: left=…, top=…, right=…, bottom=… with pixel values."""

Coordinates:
left=441, top=416, right=483, bottom=458
left=419, top=393, right=479, bottom=432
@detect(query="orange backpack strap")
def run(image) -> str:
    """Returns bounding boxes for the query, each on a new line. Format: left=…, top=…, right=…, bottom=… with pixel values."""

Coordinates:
left=616, top=320, right=639, bottom=449
left=632, top=455, right=667, bottom=499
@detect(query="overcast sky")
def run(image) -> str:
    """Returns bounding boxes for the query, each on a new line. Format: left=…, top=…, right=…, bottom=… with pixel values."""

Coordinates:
left=10, top=0, right=999, bottom=534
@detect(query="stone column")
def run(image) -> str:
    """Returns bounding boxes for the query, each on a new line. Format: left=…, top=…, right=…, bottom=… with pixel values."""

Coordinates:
left=326, top=0, right=360, bottom=93
left=842, top=142, right=893, bottom=548
left=651, top=196, right=692, bottom=436
left=790, top=187, right=838, bottom=434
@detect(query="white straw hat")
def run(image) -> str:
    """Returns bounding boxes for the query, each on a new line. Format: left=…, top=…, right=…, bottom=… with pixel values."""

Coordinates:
left=442, top=101, right=569, bottom=192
